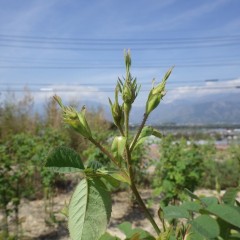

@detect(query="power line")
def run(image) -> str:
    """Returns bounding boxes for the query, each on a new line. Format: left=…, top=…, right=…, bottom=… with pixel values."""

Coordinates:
left=0, top=37, right=239, bottom=45
left=0, top=77, right=238, bottom=87
left=0, top=33, right=240, bottom=42
left=0, top=62, right=239, bottom=69
left=0, top=54, right=239, bottom=62
left=0, top=41, right=239, bottom=51
left=0, top=57, right=239, bottom=65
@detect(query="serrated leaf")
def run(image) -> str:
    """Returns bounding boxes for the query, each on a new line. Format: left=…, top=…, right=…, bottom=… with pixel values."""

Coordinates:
left=190, top=215, right=220, bottom=239
left=46, top=146, right=84, bottom=173
left=68, top=178, right=111, bottom=240
left=86, top=159, right=103, bottom=170
left=206, top=203, right=240, bottom=228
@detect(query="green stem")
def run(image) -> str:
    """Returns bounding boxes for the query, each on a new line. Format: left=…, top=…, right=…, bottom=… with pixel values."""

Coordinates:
left=89, top=137, right=120, bottom=168
left=118, top=125, right=125, bottom=137
left=131, top=182, right=161, bottom=235
left=124, top=104, right=131, bottom=140
left=125, top=146, right=161, bottom=235
left=130, top=113, right=148, bottom=152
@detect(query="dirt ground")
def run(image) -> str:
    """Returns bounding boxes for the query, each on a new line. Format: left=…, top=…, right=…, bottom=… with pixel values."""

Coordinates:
left=1, top=188, right=238, bottom=240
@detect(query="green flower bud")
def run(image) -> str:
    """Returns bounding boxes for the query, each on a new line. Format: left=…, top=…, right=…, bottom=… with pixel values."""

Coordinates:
left=124, top=49, right=131, bottom=74
left=111, top=136, right=126, bottom=161
left=53, top=95, right=92, bottom=139
left=118, top=51, right=141, bottom=107
left=145, top=66, right=173, bottom=115
left=108, top=86, right=124, bottom=128
left=76, top=106, right=92, bottom=138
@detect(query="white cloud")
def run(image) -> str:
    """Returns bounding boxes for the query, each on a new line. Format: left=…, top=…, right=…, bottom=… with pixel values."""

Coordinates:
left=31, top=85, right=113, bottom=106
left=164, top=77, right=240, bottom=103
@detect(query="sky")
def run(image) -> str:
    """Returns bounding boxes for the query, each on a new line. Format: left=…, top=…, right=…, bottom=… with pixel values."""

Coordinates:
left=0, top=0, right=240, bottom=107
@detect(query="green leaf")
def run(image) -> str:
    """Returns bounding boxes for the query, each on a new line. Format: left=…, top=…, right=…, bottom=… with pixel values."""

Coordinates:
left=109, top=171, right=130, bottom=184
left=134, top=126, right=153, bottom=149
left=86, top=159, right=103, bottom=170
left=207, top=203, right=240, bottom=228
left=181, top=201, right=201, bottom=213
left=184, top=188, right=200, bottom=200
left=190, top=215, right=220, bottom=239
left=111, top=136, right=126, bottom=160
left=46, top=146, right=84, bottom=173
left=222, top=187, right=240, bottom=205
left=152, top=129, right=162, bottom=139
left=118, top=222, right=155, bottom=239
left=68, top=178, right=111, bottom=240
left=133, top=126, right=162, bottom=149
left=139, top=126, right=154, bottom=139
left=101, top=175, right=120, bottom=188
left=162, top=205, right=190, bottom=221
left=200, top=196, right=218, bottom=207
left=99, top=232, right=121, bottom=240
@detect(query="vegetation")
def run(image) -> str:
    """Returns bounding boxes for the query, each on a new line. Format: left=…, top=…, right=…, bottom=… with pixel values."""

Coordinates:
left=0, top=52, right=239, bottom=239
left=45, top=52, right=240, bottom=240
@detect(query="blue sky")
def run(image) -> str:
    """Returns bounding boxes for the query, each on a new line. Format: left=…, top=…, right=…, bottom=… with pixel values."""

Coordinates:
left=0, top=0, right=240, bottom=106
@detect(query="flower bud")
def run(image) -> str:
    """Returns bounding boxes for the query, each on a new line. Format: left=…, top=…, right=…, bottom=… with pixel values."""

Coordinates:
left=108, top=86, right=124, bottom=128
left=124, top=49, right=131, bottom=74
left=54, top=95, right=92, bottom=139
left=145, top=66, right=173, bottom=115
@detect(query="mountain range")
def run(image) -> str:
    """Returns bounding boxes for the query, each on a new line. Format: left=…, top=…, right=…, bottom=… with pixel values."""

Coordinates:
left=103, top=92, right=240, bottom=125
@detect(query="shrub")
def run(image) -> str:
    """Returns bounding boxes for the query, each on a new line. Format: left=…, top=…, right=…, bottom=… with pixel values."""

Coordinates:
left=153, top=135, right=205, bottom=205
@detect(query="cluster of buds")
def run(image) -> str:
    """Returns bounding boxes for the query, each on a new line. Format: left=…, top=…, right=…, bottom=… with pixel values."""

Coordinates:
left=118, top=50, right=141, bottom=108
left=53, top=95, right=92, bottom=139
left=145, top=66, right=174, bottom=115
left=108, top=85, right=124, bottom=129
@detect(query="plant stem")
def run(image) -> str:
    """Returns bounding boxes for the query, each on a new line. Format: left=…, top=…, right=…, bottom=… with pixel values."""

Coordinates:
left=130, top=113, right=148, bottom=152
left=118, top=125, right=125, bottom=137
left=122, top=94, right=160, bottom=235
left=125, top=146, right=161, bottom=235
left=89, top=137, right=120, bottom=168
left=131, top=182, right=161, bottom=235
left=124, top=104, right=130, bottom=140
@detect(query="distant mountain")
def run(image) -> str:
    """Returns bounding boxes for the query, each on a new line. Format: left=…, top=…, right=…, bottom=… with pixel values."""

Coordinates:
left=104, top=92, right=240, bottom=125
left=34, top=92, right=240, bottom=125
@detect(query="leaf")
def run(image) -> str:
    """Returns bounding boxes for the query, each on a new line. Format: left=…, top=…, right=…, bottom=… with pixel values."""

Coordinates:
left=162, top=205, right=190, bottom=221
left=86, top=159, right=103, bottom=170
left=184, top=188, right=200, bottom=200
left=46, top=146, right=84, bottom=173
left=110, top=171, right=130, bottom=184
left=68, top=178, right=111, bottom=240
left=222, top=187, right=240, bottom=205
left=111, top=136, right=126, bottom=160
left=200, top=196, right=218, bottom=207
left=99, top=232, right=121, bottom=240
left=118, top=222, right=155, bottom=239
left=190, top=215, right=220, bottom=239
left=206, top=203, right=240, bottom=228
left=101, top=175, right=120, bottom=188
left=134, top=126, right=153, bottom=149
left=181, top=201, right=201, bottom=212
